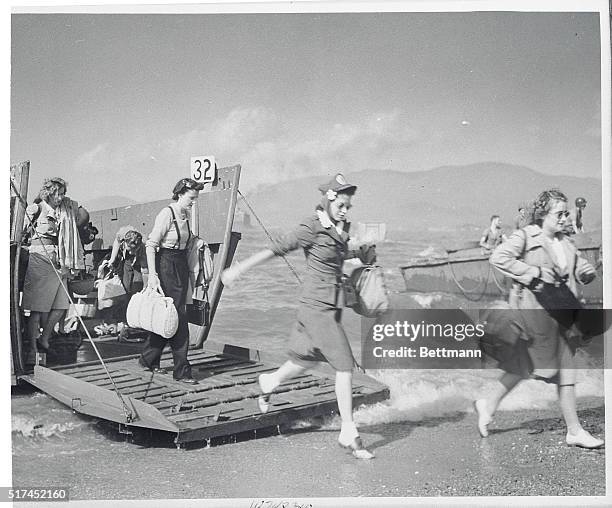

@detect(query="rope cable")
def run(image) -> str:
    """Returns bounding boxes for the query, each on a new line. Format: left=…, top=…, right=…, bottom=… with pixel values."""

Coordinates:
left=237, top=189, right=302, bottom=284
left=446, top=257, right=491, bottom=302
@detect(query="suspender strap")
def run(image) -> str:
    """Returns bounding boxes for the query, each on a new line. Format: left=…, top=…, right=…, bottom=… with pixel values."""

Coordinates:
left=167, top=205, right=191, bottom=249
left=167, top=206, right=181, bottom=249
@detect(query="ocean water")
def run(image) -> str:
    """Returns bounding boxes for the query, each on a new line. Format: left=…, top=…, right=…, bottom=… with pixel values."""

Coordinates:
left=11, top=228, right=604, bottom=447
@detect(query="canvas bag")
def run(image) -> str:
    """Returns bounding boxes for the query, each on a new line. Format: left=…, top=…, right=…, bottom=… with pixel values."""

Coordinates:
left=126, top=286, right=179, bottom=339
left=348, top=265, right=390, bottom=317
left=96, top=272, right=127, bottom=309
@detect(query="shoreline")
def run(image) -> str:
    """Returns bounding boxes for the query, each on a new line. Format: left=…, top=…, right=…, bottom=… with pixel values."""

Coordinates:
left=12, top=397, right=604, bottom=499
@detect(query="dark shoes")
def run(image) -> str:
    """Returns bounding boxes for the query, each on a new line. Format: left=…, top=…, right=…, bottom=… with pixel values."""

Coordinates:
left=139, top=359, right=167, bottom=375
left=138, top=359, right=197, bottom=384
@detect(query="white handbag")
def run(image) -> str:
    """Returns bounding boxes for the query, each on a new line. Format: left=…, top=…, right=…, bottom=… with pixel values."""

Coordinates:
left=126, top=287, right=179, bottom=339
left=96, top=273, right=127, bottom=310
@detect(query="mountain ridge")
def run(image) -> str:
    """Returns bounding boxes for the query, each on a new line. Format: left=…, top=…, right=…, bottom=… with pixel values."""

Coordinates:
left=83, top=163, right=602, bottom=234
left=240, top=163, right=602, bottom=233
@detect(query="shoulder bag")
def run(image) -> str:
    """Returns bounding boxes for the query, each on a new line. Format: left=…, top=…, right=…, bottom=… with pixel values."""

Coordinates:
left=346, top=265, right=390, bottom=317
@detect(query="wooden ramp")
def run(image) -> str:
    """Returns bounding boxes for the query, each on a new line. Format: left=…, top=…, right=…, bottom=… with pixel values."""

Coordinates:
left=22, top=341, right=390, bottom=445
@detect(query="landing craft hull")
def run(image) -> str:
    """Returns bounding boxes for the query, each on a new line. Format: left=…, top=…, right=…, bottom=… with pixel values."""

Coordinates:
left=399, top=235, right=603, bottom=305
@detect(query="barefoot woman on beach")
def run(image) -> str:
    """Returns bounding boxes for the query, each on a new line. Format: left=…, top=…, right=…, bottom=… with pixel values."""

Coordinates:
left=475, top=189, right=603, bottom=449
left=222, top=173, right=375, bottom=459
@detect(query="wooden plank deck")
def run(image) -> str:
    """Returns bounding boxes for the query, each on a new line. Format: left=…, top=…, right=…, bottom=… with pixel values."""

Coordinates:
left=26, top=341, right=390, bottom=444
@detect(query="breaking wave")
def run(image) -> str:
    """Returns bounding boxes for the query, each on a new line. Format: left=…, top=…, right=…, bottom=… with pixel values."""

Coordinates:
left=12, top=413, right=87, bottom=439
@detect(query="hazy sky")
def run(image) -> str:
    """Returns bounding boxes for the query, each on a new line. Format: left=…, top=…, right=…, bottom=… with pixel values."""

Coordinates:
left=10, top=11, right=603, bottom=203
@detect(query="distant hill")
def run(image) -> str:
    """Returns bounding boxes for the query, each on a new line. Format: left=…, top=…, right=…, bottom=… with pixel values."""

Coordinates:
left=239, top=163, right=602, bottom=234
left=82, top=195, right=138, bottom=212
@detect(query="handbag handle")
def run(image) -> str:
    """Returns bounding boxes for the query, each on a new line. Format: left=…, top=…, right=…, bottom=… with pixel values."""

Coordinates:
left=143, top=285, right=166, bottom=298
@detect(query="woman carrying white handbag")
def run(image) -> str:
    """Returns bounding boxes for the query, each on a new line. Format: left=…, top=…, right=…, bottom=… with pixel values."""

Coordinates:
left=138, top=178, right=204, bottom=385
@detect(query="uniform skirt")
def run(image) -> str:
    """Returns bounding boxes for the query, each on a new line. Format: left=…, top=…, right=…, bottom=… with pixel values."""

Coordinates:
left=22, top=247, right=70, bottom=313
left=287, top=304, right=355, bottom=372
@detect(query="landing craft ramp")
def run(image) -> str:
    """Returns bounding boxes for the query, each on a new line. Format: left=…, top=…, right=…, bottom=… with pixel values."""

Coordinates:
left=23, top=340, right=390, bottom=445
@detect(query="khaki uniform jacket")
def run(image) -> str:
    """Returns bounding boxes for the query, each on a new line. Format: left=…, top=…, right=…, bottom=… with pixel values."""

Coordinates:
left=272, top=211, right=356, bottom=308
left=490, top=225, right=593, bottom=311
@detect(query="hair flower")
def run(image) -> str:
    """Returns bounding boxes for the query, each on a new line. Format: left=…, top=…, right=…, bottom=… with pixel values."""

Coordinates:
left=326, top=189, right=337, bottom=201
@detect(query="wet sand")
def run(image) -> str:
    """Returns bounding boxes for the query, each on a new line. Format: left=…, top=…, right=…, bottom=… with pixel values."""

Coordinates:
left=12, top=398, right=604, bottom=500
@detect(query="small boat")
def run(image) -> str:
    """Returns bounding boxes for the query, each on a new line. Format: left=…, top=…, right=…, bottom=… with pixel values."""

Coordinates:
left=399, top=233, right=603, bottom=305
left=355, top=222, right=387, bottom=243
left=10, top=161, right=389, bottom=445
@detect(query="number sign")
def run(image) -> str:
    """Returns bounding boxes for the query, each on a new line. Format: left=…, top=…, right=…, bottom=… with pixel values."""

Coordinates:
left=190, top=156, right=216, bottom=184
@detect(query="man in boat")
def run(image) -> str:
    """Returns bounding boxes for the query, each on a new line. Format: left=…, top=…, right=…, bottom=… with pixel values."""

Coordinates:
left=569, top=197, right=587, bottom=235
left=513, top=203, right=529, bottom=231
left=479, top=215, right=507, bottom=255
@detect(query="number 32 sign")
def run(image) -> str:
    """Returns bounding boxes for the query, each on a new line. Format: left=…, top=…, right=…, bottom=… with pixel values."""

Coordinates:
left=190, top=156, right=217, bottom=185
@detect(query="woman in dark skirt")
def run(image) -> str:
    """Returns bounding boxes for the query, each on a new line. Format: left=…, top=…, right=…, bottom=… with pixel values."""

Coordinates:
left=222, top=173, right=375, bottom=459
left=138, top=178, right=203, bottom=385
left=474, top=189, right=602, bottom=448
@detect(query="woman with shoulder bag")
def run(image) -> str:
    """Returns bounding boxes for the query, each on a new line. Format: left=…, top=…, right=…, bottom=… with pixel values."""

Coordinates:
left=474, top=189, right=602, bottom=448
left=138, top=178, right=204, bottom=385
left=222, top=173, right=376, bottom=459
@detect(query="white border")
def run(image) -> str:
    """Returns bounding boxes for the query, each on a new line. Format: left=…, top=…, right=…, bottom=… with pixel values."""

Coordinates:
left=9, top=0, right=612, bottom=14
left=599, top=0, right=612, bottom=499
left=5, top=1, right=611, bottom=506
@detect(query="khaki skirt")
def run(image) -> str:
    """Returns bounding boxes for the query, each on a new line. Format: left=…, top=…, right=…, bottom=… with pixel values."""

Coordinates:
left=22, top=248, right=70, bottom=313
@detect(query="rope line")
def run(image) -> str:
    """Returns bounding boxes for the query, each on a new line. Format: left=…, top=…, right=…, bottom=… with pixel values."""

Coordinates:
left=10, top=180, right=136, bottom=423
left=490, top=266, right=510, bottom=294
left=237, top=189, right=302, bottom=284
left=446, top=258, right=492, bottom=302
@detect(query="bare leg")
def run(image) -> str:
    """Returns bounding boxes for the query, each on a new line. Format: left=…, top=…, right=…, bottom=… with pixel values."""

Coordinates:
left=475, top=372, right=522, bottom=437
left=39, top=309, right=66, bottom=348
left=56, top=309, right=68, bottom=335
left=257, top=360, right=307, bottom=412
left=27, top=312, right=43, bottom=351
left=559, top=382, right=604, bottom=448
left=335, top=371, right=354, bottom=428
left=485, top=372, right=523, bottom=415
left=259, top=360, right=306, bottom=393
left=558, top=384, right=581, bottom=433
left=335, top=370, right=374, bottom=458
left=556, top=342, right=603, bottom=447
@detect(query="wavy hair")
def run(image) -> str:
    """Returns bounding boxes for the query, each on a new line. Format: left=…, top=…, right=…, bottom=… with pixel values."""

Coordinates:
left=123, top=230, right=143, bottom=247
left=172, top=178, right=204, bottom=200
left=530, top=188, right=568, bottom=226
left=38, top=177, right=67, bottom=203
